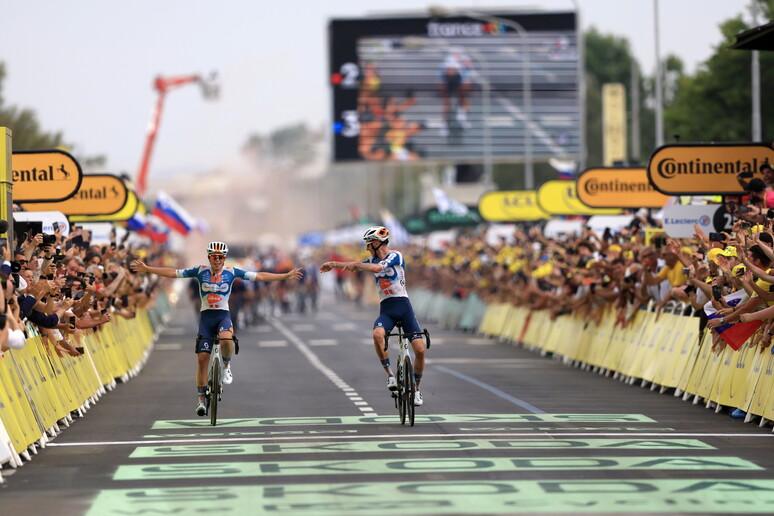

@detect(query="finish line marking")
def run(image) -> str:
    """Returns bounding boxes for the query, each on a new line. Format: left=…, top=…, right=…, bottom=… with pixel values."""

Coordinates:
left=47, top=432, right=774, bottom=447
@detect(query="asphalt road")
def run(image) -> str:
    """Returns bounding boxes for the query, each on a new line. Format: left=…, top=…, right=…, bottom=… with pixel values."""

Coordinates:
left=2, top=295, right=774, bottom=516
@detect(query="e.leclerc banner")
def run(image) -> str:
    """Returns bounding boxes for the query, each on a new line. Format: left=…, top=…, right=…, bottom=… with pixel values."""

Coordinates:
left=647, top=143, right=774, bottom=195
left=577, top=167, right=670, bottom=208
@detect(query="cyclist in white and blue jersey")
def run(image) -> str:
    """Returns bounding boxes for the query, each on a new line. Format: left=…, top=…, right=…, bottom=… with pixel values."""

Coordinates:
left=131, top=241, right=303, bottom=416
left=320, top=226, right=426, bottom=406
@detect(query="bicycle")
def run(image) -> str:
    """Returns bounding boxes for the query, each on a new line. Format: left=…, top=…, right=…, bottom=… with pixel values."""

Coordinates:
left=384, top=323, right=430, bottom=426
left=195, top=334, right=239, bottom=426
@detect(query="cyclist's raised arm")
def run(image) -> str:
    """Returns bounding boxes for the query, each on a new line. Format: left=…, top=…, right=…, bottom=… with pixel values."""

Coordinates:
left=130, top=259, right=178, bottom=279
left=251, top=267, right=303, bottom=282
left=321, top=261, right=381, bottom=273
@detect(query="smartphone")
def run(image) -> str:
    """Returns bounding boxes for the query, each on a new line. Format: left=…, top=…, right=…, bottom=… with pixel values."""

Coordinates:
left=69, top=316, right=76, bottom=326
left=684, top=285, right=696, bottom=295
left=712, top=285, right=723, bottom=301
left=767, top=209, right=774, bottom=219
left=709, top=233, right=725, bottom=242
left=75, top=347, right=84, bottom=354
left=739, top=171, right=754, bottom=179
left=100, top=308, right=108, bottom=315
left=682, top=268, right=690, bottom=275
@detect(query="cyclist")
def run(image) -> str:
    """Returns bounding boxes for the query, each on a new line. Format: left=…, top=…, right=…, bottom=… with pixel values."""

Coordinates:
left=320, top=226, right=426, bottom=406
left=131, top=241, right=303, bottom=416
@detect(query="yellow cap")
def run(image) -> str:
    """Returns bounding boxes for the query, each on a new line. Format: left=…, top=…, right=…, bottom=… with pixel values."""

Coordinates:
left=585, top=258, right=598, bottom=269
left=752, top=225, right=765, bottom=234
left=722, top=246, right=738, bottom=258
left=607, top=244, right=622, bottom=253
left=680, top=246, right=694, bottom=255
left=707, top=248, right=723, bottom=264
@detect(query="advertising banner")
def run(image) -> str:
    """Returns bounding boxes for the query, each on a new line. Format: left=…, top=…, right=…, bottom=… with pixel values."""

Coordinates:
left=478, top=191, right=549, bottom=222
left=12, top=150, right=83, bottom=202
left=647, top=143, right=774, bottom=195
left=20, top=174, right=128, bottom=215
left=577, top=167, right=670, bottom=208
left=662, top=204, right=719, bottom=238
left=537, top=180, right=621, bottom=216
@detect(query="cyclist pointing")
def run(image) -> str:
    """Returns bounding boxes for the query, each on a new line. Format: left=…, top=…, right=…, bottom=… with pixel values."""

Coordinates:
left=131, top=241, right=303, bottom=416
left=320, top=226, right=426, bottom=406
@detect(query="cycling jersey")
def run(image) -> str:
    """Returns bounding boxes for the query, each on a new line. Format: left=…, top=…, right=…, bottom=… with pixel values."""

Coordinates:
left=364, top=251, right=408, bottom=301
left=176, top=265, right=258, bottom=311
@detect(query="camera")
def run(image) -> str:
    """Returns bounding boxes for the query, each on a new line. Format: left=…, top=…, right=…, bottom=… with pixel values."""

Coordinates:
left=40, top=233, right=56, bottom=246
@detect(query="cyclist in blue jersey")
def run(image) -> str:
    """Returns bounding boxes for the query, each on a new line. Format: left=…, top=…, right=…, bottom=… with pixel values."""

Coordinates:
left=131, top=241, right=303, bottom=416
left=320, top=226, right=426, bottom=406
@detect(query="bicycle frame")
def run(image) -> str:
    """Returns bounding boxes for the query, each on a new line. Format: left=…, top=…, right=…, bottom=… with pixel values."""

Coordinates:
left=384, top=324, right=430, bottom=426
left=196, top=334, right=238, bottom=427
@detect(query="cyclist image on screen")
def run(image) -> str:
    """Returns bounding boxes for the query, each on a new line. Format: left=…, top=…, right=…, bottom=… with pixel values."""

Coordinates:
left=319, top=226, right=426, bottom=406
left=131, top=241, right=303, bottom=416
left=439, top=50, right=473, bottom=138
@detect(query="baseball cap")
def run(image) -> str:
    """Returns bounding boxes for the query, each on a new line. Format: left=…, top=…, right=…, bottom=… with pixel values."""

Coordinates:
left=6, top=329, right=26, bottom=350
left=722, top=246, right=738, bottom=258
left=707, top=248, right=724, bottom=264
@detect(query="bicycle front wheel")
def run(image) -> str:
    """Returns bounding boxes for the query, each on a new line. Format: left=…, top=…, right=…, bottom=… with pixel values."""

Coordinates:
left=209, top=359, right=220, bottom=426
left=397, top=362, right=406, bottom=425
left=404, top=357, right=415, bottom=427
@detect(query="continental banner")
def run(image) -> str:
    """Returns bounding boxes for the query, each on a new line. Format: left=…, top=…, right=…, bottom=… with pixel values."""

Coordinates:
left=577, top=168, right=670, bottom=209
left=20, top=174, right=128, bottom=216
left=12, top=150, right=83, bottom=203
left=478, top=191, right=549, bottom=222
left=70, top=189, right=140, bottom=223
left=647, top=143, right=774, bottom=195
left=537, top=181, right=621, bottom=216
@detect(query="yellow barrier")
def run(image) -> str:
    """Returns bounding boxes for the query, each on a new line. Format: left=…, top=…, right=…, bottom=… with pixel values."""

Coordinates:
left=475, top=299, right=774, bottom=423
left=0, top=305, right=166, bottom=462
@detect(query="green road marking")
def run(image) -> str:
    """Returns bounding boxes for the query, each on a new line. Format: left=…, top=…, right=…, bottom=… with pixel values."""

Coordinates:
left=143, top=430, right=358, bottom=439
left=88, top=479, right=774, bottom=515
left=152, top=414, right=656, bottom=429
left=457, top=427, right=675, bottom=432
left=130, top=439, right=715, bottom=459
left=114, top=456, right=759, bottom=480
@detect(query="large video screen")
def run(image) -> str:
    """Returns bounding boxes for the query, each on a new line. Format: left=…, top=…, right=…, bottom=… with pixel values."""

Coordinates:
left=329, top=12, right=579, bottom=163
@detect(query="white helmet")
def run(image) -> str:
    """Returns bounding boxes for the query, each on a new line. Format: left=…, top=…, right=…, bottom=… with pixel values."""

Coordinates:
left=207, top=241, right=229, bottom=256
left=363, top=226, right=389, bottom=242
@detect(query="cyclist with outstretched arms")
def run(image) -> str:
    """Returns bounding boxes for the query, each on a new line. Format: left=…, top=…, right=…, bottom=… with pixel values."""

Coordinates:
left=320, top=226, right=426, bottom=406
left=131, top=241, right=303, bottom=415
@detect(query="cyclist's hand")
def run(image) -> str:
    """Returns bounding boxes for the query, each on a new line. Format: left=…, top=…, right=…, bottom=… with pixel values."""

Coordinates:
left=130, top=260, right=146, bottom=273
left=285, top=267, right=303, bottom=281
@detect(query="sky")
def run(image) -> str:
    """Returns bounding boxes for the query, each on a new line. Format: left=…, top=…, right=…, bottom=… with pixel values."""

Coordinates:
left=0, top=0, right=752, bottom=182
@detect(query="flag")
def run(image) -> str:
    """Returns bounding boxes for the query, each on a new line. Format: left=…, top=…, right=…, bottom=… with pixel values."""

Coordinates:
left=432, top=187, right=469, bottom=215
left=138, top=214, right=170, bottom=244
left=152, top=190, right=195, bottom=235
left=550, top=158, right=577, bottom=180
left=126, top=203, right=149, bottom=231
left=718, top=320, right=762, bottom=351
left=380, top=209, right=410, bottom=246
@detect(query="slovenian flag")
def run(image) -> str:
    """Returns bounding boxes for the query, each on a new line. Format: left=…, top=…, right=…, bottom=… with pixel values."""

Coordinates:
left=152, top=190, right=195, bottom=235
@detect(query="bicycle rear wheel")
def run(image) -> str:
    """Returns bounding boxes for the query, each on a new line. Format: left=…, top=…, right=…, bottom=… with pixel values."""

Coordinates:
left=404, top=357, right=415, bottom=426
left=209, top=358, right=220, bottom=426
left=397, top=361, right=406, bottom=425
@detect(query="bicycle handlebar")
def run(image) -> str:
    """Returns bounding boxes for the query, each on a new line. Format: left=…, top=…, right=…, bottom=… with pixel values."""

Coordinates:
left=383, top=328, right=431, bottom=351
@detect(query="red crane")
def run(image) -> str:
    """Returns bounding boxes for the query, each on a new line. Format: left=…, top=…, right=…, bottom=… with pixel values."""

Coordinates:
left=135, top=72, right=218, bottom=197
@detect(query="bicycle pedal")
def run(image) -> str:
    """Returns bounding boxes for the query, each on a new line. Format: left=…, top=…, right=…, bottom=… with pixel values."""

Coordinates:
left=391, top=392, right=398, bottom=399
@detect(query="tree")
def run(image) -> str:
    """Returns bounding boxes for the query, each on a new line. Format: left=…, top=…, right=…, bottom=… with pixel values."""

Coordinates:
left=0, top=63, right=66, bottom=150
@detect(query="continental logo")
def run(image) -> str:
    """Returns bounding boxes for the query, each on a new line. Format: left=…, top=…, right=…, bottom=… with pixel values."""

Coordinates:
left=647, top=144, right=774, bottom=195
left=19, top=174, right=129, bottom=216
left=577, top=168, right=669, bottom=209
left=12, top=150, right=82, bottom=203
left=654, top=157, right=763, bottom=180
left=583, top=178, right=656, bottom=195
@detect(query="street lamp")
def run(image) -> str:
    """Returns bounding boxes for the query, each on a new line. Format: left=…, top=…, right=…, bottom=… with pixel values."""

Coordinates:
left=429, top=6, right=534, bottom=190
left=401, top=36, right=494, bottom=188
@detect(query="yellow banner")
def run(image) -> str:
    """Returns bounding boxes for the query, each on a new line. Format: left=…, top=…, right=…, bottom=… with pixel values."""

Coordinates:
left=602, top=83, right=627, bottom=166
left=478, top=191, right=549, bottom=221
left=20, top=174, right=128, bottom=216
left=647, top=143, right=774, bottom=195
left=70, top=189, right=139, bottom=223
left=577, top=168, right=670, bottom=209
left=12, top=150, right=82, bottom=202
left=537, top=180, right=621, bottom=215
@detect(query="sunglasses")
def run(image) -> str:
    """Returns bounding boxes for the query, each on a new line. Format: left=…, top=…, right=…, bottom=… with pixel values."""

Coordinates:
left=209, top=254, right=226, bottom=260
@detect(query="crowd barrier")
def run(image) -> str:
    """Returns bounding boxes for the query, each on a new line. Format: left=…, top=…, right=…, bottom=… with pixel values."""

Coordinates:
left=0, top=295, right=172, bottom=481
left=411, top=288, right=774, bottom=431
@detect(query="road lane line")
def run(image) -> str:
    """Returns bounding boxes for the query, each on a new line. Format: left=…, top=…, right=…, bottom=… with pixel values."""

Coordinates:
left=434, top=365, right=546, bottom=414
left=272, top=319, right=377, bottom=416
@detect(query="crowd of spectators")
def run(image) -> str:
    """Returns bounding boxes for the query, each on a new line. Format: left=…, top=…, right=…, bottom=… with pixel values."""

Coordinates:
left=0, top=223, right=166, bottom=357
